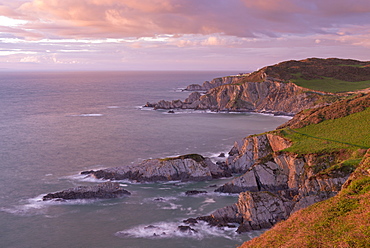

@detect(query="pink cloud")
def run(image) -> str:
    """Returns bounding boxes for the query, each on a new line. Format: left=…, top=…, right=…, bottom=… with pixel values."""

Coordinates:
left=0, top=0, right=369, bottom=71
left=3, top=0, right=365, bottom=39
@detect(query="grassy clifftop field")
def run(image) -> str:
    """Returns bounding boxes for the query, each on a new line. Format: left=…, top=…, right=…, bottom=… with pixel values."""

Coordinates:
left=241, top=58, right=370, bottom=93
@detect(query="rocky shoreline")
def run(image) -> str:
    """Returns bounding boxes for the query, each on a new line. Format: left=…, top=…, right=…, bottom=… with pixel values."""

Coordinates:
left=145, top=79, right=335, bottom=116
left=42, top=59, right=369, bottom=237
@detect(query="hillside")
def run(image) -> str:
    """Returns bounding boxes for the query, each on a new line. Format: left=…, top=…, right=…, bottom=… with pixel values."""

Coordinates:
left=193, top=93, right=369, bottom=241
left=278, top=93, right=370, bottom=129
left=234, top=95, right=370, bottom=247
left=240, top=149, right=370, bottom=248
left=242, top=58, right=370, bottom=93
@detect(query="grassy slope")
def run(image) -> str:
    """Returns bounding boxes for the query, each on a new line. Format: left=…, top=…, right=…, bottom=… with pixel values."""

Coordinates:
left=291, top=77, right=370, bottom=93
left=278, top=107, right=370, bottom=154
left=240, top=150, right=370, bottom=248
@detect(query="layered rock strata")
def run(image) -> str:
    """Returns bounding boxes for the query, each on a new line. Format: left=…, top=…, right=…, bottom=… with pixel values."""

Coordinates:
left=147, top=80, right=332, bottom=115
left=198, top=191, right=293, bottom=233
left=43, top=182, right=130, bottom=201
left=197, top=133, right=353, bottom=232
left=185, top=76, right=242, bottom=91
left=82, top=154, right=231, bottom=182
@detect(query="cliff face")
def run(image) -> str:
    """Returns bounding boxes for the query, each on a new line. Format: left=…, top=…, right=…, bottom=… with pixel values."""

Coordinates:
left=240, top=149, right=370, bottom=247
left=146, top=58, right=370, bottom=114
left=227, top=133, right=292, bottom=173
left=150, top=80, right=333, bottom=115
left=185, top=76, right=242, bottom=91
left=200, top=132, right=355, bottom=232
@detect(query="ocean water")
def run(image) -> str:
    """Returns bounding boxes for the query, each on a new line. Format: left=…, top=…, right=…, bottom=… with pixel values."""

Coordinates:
left=0, top=71, right=289, bottom=248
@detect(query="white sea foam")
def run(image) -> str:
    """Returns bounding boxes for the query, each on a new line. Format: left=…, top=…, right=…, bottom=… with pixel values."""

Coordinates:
left=202, top=198, right=216, bottom=204
left=116, top=220, right=242, bottom=240
left=107, top=106, right=120, bottom=109
left=0, top=194, right=101, bottom=217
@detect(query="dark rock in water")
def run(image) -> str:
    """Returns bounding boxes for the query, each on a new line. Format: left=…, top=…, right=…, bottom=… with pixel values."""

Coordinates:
left=154, top=197, right=165, bottom=202
left=168, top=110, right=175, bottom=113
left=218, top=153, right=225, bottom=157
left=80, top=170, right=94, bottom=175
left=42, top=182, right=131, bottom=201
left=144, top=102, right=156, bottom=107
left=209, top=184, right=217, bottom=188
left=185, top=190, right=207, bottom=196
left=183, top=218, right=198, bottom=225
left=177, top=225, right=197, bottom=233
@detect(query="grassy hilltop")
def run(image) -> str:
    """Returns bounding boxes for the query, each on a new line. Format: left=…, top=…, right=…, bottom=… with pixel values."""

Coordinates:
left=241, top=58, right=370, bottom=93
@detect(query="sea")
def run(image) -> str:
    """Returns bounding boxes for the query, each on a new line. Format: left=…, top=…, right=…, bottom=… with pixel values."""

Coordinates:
left=0, top=71, right=289, bottom=248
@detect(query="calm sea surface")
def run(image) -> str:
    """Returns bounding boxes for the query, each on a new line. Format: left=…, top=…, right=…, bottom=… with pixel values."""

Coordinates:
left=0, top=71, right=289, bottom=248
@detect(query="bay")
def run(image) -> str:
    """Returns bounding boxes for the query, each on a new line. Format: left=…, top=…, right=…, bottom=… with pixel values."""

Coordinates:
left=0, top=71, right=289, bottom=248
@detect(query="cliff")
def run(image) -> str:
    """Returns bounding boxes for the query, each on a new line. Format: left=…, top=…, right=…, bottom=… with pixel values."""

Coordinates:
left=240, top=148, right=370, bottom=247
left=146, top=58, right=370, bottom=115
left=148, top=80, right=335, bottom=115
left=196, top=95, right=369, bottom=233
left=185, top=75, right=242, bottom=91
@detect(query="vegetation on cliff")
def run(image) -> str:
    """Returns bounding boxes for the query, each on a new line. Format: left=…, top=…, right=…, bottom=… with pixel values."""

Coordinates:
left=278, top=93, right=370, bottom=129
left=240, top=149, right=370, bottom=248
left=278, top=106, right=370, bottom=154
left=241, top=58, right=370, bottom=93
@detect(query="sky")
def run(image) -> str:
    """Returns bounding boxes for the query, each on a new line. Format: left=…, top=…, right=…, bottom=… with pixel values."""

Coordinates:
left=0, top=0, right=369, bottom=71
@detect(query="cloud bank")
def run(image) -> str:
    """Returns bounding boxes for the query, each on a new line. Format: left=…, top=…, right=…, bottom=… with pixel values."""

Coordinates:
left=0, top=0, right=369, bottom=70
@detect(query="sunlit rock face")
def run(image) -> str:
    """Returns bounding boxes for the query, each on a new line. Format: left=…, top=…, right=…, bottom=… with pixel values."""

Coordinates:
left=149, top=80, right=329, bottom=115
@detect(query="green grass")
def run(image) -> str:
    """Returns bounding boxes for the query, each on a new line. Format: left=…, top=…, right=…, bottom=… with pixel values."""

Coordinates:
left=338, top=64, right=367, bottom=68
left=291, top=77, right=370, bottom=93
left=279, top=107, right=370, bottom=154
left=160, top=154, right=205, bottom=163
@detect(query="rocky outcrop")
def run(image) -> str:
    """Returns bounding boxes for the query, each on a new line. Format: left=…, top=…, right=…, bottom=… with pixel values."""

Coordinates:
left=147, top=80, right=331, bottom=115
left=81, top=154, right=231, bottom=182
left=226, top=133, right=292, bottom=173
left=195, top=130, right=355, bottom=232
left=199, top=191, right=293, bottom=233
left=185, top=190, right=207, bottom=195
left=185, top=76, right=242, bottom=91
left=42, top=182, right=130, bottom=201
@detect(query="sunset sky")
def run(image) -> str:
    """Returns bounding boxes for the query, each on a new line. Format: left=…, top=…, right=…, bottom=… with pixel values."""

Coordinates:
left=0, top=0, right=369, bottom=71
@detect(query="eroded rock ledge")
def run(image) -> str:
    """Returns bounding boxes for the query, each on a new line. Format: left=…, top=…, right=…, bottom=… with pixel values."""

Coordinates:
left=81, top=154, right=231, bottom=182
